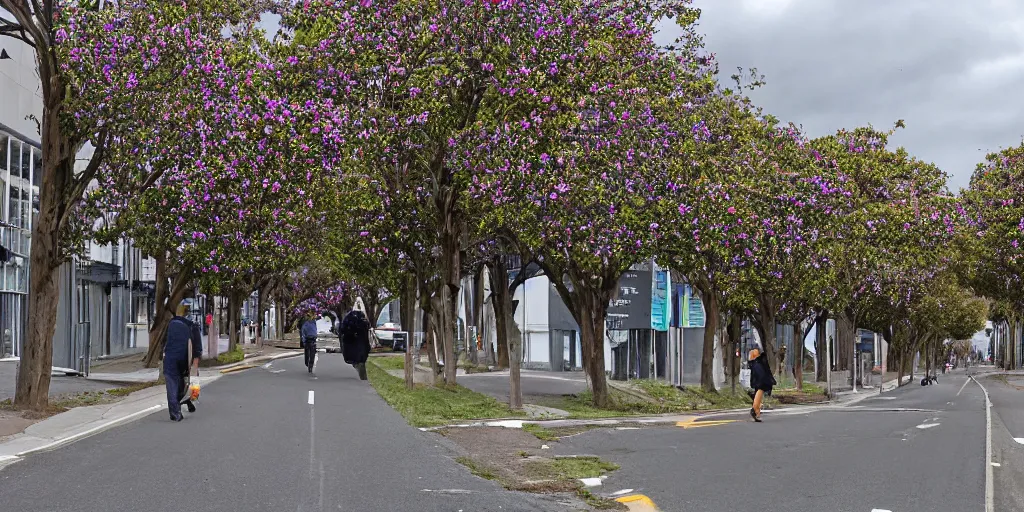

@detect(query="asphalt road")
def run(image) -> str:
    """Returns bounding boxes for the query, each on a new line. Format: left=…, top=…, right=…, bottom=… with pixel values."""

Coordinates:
left=981, top=371, right=1024, bottom=512
left=557, top=369, right=990, bottom=512
left=459, top=370, right=588, bottom=402
left=0, top=355, right=573, bottom=512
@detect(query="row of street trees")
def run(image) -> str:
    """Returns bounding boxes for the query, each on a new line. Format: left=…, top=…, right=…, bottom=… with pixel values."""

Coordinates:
left=0, top=0, right=1006, bottom=411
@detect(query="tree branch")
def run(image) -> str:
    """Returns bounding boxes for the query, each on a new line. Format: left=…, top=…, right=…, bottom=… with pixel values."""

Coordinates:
left=0, top=16, right=35, bottom=48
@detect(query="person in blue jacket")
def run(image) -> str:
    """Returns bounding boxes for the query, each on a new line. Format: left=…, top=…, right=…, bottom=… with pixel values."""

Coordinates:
left=301, top=313, right=319, bottom=373
left=164, top=304, right=202, bottom=422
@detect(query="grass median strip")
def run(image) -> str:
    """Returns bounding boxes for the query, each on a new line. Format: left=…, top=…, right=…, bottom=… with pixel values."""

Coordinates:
left=534, top=381, right=753, bottom=419
left=365, top=359, right=524, bottom=427
left=444, top=426, right=626, bottom=510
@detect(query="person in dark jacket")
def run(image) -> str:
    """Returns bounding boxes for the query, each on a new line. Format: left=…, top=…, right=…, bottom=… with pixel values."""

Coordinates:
left=748, top=348, right=776, bottom=422
left=164, top=305, right=202, bottom=422
left=340, top=298, right=372, bottom=380
left=300, top=313, right=319, bottom=373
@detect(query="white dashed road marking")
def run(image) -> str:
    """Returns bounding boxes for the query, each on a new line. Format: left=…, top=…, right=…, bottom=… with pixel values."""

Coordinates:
left=1014, top=438, right=1024, bottom=445
left=871, top=509, right=893, bottom=512
left=958, top=378, right=971, bottom=396
left=916, top=423, right=940, bottom=430
left=308, top=390, right=315, bottom=405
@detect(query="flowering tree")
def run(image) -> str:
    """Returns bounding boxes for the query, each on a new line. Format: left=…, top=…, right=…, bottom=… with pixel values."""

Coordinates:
left=87, top=10, right=347, bottom=366
left=0, top=0, right=278, bottom=409
left=810, top=125, right=966, bottom=375
left=962, top=143, right=1024, bottom=369
left=470, top=1, right=715, bottom=406
left=730, top=121, right=847, bottom=381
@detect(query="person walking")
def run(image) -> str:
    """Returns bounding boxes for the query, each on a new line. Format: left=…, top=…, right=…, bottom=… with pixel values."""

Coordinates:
left=749, top=348, right=776, bottom=423
left=340, top=298, right=372, bottom=380
left=164, top=304, right=202, bottom=422
left=301, top=313, right=319, bottom=373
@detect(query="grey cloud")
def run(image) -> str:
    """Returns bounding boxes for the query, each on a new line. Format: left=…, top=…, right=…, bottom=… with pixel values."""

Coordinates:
left=664, top=0, right=1024, bottom=190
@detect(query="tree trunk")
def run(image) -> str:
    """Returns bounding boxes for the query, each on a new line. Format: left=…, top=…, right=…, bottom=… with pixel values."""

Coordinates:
left=489, top=261, right=512, bottom=369
left=274, top=295, right=285, bottom=339
left=228, top=293, right=242, bottom=353
left=13, top=68, right=77, bottom=409
left=575, top=291, right=610, bottom=408
left=423, top=306, right=441, bottom=384
left=438, top=284, right=458, bottom=386
left=255, top=288, right=265, bottom=347
left=401, top=275, right=416, bottom=390
left=796, top=318, right=814, bottom=391
left=508, top=303, right=523, bottom=410
left=815, top=313, right=828, bottom=382
left=836, top=311, right=854, bottom=372
left=698, top=288, right=720, bottom=392
left=727, top=313, right=741, bottom=394
left=143, top=258, right=191, bottom=368
left=473, top=265, right=486, bottom=365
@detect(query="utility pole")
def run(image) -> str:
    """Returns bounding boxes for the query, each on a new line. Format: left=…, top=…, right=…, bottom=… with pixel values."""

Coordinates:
left=826, top=331, right=832, bottom=398
left=851, top=329, right=858, bottom=393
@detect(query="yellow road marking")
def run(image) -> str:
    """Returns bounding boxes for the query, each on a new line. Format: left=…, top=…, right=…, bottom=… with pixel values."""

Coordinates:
left=220, top=364, right=257, bottom=374
left=675, top=419, right=737, bottom=429
left=615, top=494, right=659, bottom=511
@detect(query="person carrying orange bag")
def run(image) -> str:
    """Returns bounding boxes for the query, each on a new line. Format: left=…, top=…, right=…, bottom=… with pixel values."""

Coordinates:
left=164, top=304, right=203, bottom=422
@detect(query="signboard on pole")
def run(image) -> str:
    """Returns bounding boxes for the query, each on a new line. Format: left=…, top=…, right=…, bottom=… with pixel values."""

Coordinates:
left=679, top=284, right=705, bottom=328
left=651, top=269, right=671, bottom=332
left=607, top=264, right=653, bottom=331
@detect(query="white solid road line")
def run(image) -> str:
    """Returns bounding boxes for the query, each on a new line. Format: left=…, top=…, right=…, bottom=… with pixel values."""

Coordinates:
left=958, top=378, right=971, bottom=396
left=1014, top=438, right=1024, bottom=445
left=308, top=390, right=315, bottom=405
left=970, top=375, right=994, bottom=512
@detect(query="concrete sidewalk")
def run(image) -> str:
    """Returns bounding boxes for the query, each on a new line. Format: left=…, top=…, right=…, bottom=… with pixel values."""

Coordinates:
left=87, top=348, right=302, bottom=383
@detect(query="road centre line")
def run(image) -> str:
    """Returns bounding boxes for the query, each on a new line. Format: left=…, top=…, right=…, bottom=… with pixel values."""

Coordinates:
left=970, top=375, right=994, bottom=512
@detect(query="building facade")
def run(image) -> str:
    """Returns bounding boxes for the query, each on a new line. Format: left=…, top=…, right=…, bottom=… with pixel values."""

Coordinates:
left=1, top=32, right=156, bottom=369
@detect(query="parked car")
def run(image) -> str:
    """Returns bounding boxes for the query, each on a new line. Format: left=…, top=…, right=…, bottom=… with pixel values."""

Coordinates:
left=374, top=322, right=401, bottom=346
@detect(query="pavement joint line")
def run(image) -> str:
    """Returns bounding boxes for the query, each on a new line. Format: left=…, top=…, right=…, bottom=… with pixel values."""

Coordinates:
left=14, top=403, right=163, bottom=458
left=970, top=375, right=994, bottom=512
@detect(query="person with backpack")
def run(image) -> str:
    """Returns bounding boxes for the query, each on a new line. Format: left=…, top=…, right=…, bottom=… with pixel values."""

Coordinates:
left=164, top=304, right=203, bottom=422
left=300, top=313, right=319, bottom=373
left=340, top=298, right=372, bottom=380
left=749, top=347, right=776, bottom=423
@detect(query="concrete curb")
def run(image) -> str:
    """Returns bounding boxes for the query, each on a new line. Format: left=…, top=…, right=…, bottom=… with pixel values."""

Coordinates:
left=14, top=404, right=163, bottom=458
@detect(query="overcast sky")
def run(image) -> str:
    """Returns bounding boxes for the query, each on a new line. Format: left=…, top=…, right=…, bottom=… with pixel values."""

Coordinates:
left=673, top=0, right=1024, bottom=192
